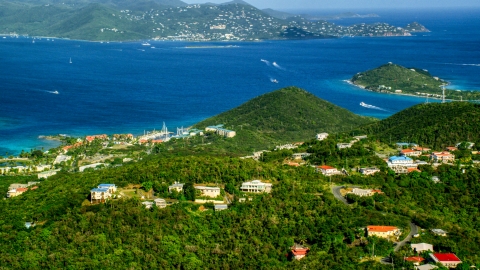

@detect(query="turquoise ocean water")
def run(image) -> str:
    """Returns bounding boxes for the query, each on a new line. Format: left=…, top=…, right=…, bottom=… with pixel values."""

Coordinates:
left=0, top=8, right=479, bottom=155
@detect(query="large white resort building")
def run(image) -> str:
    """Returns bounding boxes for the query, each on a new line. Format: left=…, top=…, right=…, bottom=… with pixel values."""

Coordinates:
left=205, top=125, right=236, bottom=138
left=240, top=180, right=272, bottom=193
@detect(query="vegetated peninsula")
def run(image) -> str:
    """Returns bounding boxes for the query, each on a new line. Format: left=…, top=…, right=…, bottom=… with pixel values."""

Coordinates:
left=0, top=0, right=429, bottom=41
left=193, top=86, right=375, bottom=152
left=350, top=63, right=480, bottom=101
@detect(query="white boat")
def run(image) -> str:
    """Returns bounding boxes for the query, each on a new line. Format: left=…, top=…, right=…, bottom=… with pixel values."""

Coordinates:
left=142, top=42, right=151, bottom=46
left=69, top=57, right=72, bottom=64
left=271, top=79, right=278, bottom=83
left=52, top=90, right=59, bottom=94
left=360, top=102, right=366, bottom=106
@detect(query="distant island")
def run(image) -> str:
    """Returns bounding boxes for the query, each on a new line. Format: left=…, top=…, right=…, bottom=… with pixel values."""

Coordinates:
left=350, top=63, right=480, bottom=101
left=0, top=0, right=429, bottom=41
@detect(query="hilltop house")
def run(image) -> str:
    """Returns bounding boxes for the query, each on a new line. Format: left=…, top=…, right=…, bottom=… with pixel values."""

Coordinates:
left=168, top=182, right=184, bottom=193
left=316, top=133, right=329, bottom=141
left=90, top=184, right=116, bottom=204
left=411, top=243, right=433, bottom=253
left=317, top=165, right=340, bottom=176
left=387, top=156, right=414, bottom=167
left=194, top=186, right=221, bottom=198
left=240, top=180, right=272, bottom=193
left=366, top=226, right=399, bottom=238
left=291, top=244, right=309, bottom=260
left=6, top=182, right=39, bottom=198
left=431, top=152, right=455, bottom=163
left=429, top=253, right=462, bottom=268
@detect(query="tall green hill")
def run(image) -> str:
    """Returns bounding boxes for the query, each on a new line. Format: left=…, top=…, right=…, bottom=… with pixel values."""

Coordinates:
left=194, top=87, right=375, bottom=151
left=362, top=102, right=480, bottom=149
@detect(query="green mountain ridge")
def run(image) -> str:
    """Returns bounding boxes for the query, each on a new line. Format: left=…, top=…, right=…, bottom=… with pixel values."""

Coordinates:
left=193, top=86, right=376, bottom=151
left=362, top=102, right=480, bottom=149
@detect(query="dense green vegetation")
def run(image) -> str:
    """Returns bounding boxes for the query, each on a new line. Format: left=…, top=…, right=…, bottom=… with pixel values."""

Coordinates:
left=351, top=63, right=480, bottom=100
left=193, top=87, right=375, bottom=153
left=361, top=102, right=480, bottom=150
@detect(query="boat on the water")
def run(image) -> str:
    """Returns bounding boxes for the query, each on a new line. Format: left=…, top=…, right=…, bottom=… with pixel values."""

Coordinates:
left=142, top=42, right=151, bottom=46
left=69, top=57, right=72, bottom=64
left=271, top=79, right=278, bottom=83
left=360, top=102, right=366, bottom=106
left=52, top=90, right=59, bottom=94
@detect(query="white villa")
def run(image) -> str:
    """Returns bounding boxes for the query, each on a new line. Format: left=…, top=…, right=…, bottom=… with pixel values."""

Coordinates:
left=411, top=243, right=434, bottom=253
left=168, top=182, right=184, bottom=193
left=240, top=180, right=272, bottom=193
left=387, top=156, right=414, bottom=167
left=205, top=125, right=236, bottom=138
left=316, top=133, right=329, bottom=141
left=359, top=167, right=380, bottom=175
left=195, top=186, right=221, bottom=198
left=154, top=198, right=167, bottom=208
left=431, top=152, right=455, bottom=163
left=90, top=183, right=117, bottom=204
left=316, top=165, right=340, bottom=176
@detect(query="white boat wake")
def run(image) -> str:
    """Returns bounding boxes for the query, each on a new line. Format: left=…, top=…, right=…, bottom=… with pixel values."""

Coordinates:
left=360, top=102, right=387, bottom=111
left=260, top=59, right=270, bottom=65
left=272, top=61, right=285, bottom=70
left=445, top=63, right=480, bottom=67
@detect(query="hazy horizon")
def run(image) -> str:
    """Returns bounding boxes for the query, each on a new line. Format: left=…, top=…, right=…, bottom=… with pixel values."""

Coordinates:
left=183, top=0, right=480, bottom=10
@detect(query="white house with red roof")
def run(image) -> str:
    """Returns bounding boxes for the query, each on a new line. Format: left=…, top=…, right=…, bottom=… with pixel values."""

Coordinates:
left=429, top=253, right=462, bottom=268
left=366, top=225, right=399, bottom=238
left=316, top=165, right=340, bottom=176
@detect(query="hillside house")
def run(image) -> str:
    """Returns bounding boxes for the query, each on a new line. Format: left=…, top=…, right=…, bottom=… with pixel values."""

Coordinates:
left=214, top=204, right=228, bottom=211
left=366, top=226, right=399, bottom=238
left=79, top=163, right=106, bottom=172
left=292, top=153, right=311, bottom=160
left=359, top=167, right=380, bottom=175
left=445, top=146, right=458, bottom=152
left=431, top=152, right=455, bottom=163
left=429, top=253, right=462, bottom=268
left=38, top=170, right=57, bottom=179
left=154, top=198, right=167, bottom=208
left=205, top=125, right=236, bottom=138
left=291, top=244, right=309, bottom=260
left=142, top=201, right=154, bottom=209
left=404, top=257, right=425, bottom=266
left=317, top=165, right=340, bottom=176
left=195, top=186, right=221, bottom=198
left=413, top=146, right=431, bottom=153
left=400, top=149, right=422, bottom=157
left=240, top=180, right=272, bottom=193
left=387, top=156, right=414, bottom=167
left=169, top=182, right=184, bottom=193
left=431, top=228, right=447, bottom=236
left=337, top=143, right=352, bottom=149
left=90, top=183, right=116, bottom=204
left=348, top=188, right=382, bottom=197
left=411, top=243, right=433, bottom=253
left=316, top=133, right=329, bottom=141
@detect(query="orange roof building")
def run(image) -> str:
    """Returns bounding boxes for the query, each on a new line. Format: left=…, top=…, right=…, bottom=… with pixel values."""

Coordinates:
left=404, top=256, right=425, bottom=265
left=367, top=226, right=399, bottom=238
left=291, top=244, right=309, bottom=260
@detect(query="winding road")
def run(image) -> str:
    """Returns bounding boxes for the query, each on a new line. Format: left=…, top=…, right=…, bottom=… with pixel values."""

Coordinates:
left=330, top=186, right=420, bottom=255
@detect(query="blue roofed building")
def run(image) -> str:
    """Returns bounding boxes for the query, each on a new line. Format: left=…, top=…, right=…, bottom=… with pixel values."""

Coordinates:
left=90, top=184, right=117, bottom=204
left=205, top=124, right=236, bottom=138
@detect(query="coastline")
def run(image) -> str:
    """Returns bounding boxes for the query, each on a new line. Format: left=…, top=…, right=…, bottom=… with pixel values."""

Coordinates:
left=343, top=79, right=451, bottom=101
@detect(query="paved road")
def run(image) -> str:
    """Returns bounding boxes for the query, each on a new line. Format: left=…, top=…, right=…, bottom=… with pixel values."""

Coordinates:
left=394, top=222, right=418, bottom=252
left=331, top=186, right=349, bottom=205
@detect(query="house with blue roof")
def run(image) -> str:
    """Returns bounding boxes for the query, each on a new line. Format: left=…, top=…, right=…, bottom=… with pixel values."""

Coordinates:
left=387, top=156, right=414, bottom=166
left=90, top=184, right=117, bottom=204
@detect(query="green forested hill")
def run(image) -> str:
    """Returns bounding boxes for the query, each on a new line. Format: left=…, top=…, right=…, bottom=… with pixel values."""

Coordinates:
left=351, top=63, right=480, bottom=100
left=351, top=63, right=444, bottom=95
left=193, top=87, right=375, bottom=151
left=362, top=102, right=480, bottom=149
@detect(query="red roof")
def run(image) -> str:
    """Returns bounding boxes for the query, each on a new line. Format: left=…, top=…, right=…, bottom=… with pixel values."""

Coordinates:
left=433, top=253, right=461, bottom=262
left=291, top=246, right=309, bottom=256
left=318, top=165, right=335, bottom=170
left=401, top=149, right=416, bottom=153
left=405, top=256, right=425, bottom=262
left=16, top=188, right=28, bottom=192
left=408, top=168, right=421, bottom=173
left=367, top=226, right=398, bottom=232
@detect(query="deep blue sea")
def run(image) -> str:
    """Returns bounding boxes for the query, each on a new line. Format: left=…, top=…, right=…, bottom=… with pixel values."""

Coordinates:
left=1, top=8, right=479, bottom=155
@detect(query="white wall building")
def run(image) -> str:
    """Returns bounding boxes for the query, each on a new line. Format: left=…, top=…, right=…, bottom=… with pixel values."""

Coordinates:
left=240, top=180, right=272, bottom=193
